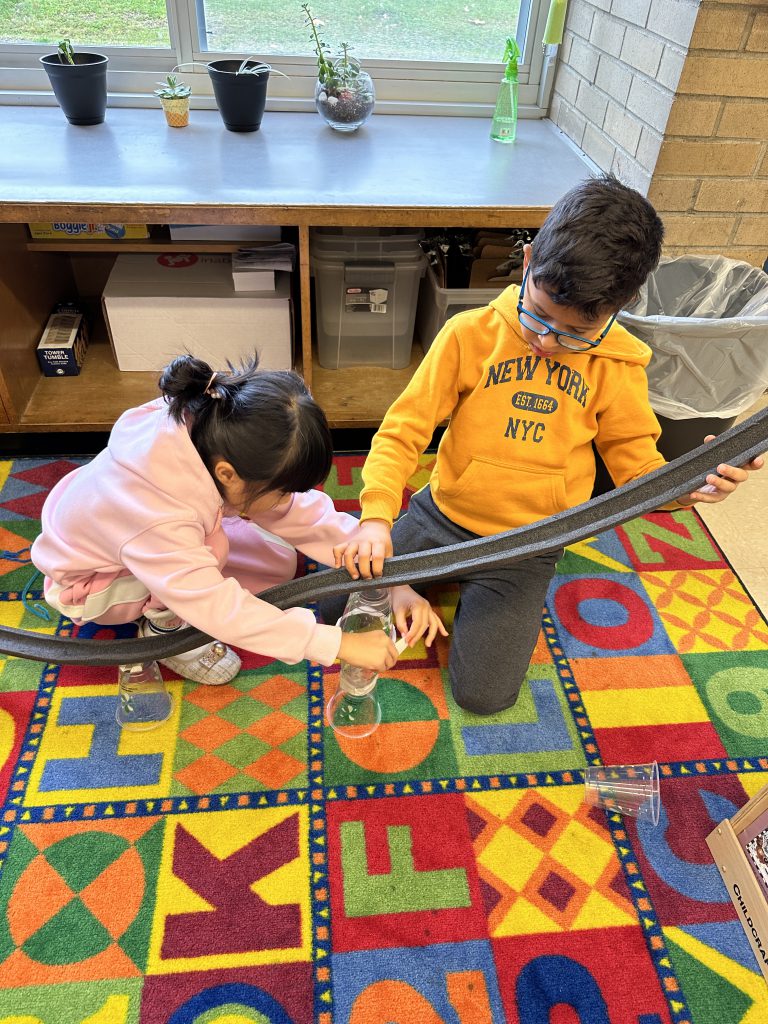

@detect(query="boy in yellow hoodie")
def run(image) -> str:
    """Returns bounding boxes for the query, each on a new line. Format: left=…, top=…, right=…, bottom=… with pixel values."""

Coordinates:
left=329, top=174, right=762, bottom=715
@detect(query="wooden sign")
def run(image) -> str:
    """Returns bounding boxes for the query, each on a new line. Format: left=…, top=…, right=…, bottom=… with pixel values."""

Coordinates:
left=707, top=782, right=768, bottom=984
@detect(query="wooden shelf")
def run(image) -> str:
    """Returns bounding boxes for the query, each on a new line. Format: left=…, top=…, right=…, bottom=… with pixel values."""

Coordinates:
left=17, top=339, right=158, bottom=433
left=15, top=347, right=425, bottom=433
left=25, top=224, right=287, bottom=253
left=311, top=347, right=424, bottom=428
left=10, top=331, right=424, bottom=433
left=26, top=238, right=257, bottom=253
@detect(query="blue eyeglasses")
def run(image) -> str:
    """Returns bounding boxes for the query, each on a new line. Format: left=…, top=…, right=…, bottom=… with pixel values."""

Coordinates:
left=517, top=267, right=616, bottom=352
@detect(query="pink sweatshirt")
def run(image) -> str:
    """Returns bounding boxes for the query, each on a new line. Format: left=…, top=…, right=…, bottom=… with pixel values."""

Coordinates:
left=31, top=398, right=355, bottom=666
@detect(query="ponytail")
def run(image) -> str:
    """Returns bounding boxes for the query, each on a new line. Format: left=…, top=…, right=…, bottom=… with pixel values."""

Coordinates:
left=158, top=353, right=333, bottom=500
left=159, top=353, right=242, bottom=423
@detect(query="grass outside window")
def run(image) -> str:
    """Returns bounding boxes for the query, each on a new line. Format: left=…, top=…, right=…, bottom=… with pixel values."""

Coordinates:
left=1, top=0, right=523, bottom=64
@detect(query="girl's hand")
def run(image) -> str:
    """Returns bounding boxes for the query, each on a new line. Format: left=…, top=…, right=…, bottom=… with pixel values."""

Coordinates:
left=391, top=585, right=448, bottom=649
left=676, top=435, right=764, bottom=506
left=333, top=519, right=393, bottom=580
left=338, top=630, right=399, bottom=673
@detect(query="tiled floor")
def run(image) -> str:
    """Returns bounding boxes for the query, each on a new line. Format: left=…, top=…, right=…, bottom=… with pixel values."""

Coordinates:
left=697, top=392, right=768, bottom=615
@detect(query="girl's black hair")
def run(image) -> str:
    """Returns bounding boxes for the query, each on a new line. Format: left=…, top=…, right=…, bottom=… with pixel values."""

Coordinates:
left=529, top=172, right=665, bottom=320
left=159, top=353, right=333, bottom=505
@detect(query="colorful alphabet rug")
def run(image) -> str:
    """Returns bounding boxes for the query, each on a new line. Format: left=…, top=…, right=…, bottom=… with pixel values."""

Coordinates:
left=0, top=453, right=766, bottom=1023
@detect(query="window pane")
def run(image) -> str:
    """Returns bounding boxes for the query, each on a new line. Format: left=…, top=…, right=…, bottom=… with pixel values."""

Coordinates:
left=200, top=0, right=523, bottom=63
left=0, top=0, right=171, bottom=48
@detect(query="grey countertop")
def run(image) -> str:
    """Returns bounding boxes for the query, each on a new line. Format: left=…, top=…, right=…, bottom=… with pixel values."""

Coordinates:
left=0, top=106, right=591, bottom=222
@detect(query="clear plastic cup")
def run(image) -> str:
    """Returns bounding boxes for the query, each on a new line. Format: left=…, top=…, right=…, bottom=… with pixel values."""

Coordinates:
left=326, top=687, right=381, bottom=739
left=584, top=761, right=660, bottom=825
left=116, top=661, right=173, bottom=732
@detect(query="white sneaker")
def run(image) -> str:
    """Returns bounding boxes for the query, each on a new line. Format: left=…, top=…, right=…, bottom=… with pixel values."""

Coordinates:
left=139, top=620, right=241, bottom=685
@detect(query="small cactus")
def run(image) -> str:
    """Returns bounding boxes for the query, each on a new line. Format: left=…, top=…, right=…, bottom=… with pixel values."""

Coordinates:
left=153, top=74, right=191, bottom=99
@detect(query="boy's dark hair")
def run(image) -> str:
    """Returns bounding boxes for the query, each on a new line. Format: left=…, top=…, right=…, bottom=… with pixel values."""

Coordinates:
left=529, top=173, right=664, bottom=320
left=159, top=353, right=333, bottom=504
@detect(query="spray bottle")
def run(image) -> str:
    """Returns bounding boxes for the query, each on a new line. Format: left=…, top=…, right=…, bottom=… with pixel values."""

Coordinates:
left=490, top=38, right=521, bottom=144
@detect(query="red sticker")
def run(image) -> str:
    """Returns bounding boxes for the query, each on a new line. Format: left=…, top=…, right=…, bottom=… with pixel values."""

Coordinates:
left=157, top=253, right=198, bottom=268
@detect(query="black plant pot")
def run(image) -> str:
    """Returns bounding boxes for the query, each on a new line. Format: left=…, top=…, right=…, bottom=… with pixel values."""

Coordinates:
left=207, top=60, right=270, bottom=133
left=40, top=53, right=109, bottom=126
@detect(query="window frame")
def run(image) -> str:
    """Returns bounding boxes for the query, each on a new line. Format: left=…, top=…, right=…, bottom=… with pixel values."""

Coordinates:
left=0, top=0, right=556, bottom=117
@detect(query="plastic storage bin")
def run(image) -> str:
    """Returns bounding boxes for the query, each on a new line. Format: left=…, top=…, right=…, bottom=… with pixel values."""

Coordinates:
left=416, top=262, right=505, bottom=354
left=312, top=230, right=425, bottom=369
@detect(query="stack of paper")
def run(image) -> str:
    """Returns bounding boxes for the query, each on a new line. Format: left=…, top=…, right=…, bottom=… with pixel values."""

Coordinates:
left=231, top=243, right=297, bottom=292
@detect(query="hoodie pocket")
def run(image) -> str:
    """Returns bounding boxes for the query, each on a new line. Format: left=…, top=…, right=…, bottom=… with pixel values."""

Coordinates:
left=440, top=456, right=567, bottom=528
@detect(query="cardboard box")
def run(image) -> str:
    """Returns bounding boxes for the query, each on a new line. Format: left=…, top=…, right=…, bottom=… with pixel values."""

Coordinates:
left=168, top=224, right=282, bottom=241
left=707, top=781, right=768, bottom=984
left=36, top=303, right=89, bottom=376
left=231, top=259, right=276, bottom=293
left=28, top=222, right=149, bottom=240
left=102, top=254, right=292, bottom=372
left=468, top=258, right=523, bottom=289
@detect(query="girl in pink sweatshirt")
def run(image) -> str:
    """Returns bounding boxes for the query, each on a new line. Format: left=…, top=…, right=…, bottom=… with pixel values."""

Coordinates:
left=32, top=354, right=444, bottom=686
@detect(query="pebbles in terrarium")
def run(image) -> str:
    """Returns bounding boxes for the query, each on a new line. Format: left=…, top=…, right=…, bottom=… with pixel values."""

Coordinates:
left=314, top=69, right=375, bottom=131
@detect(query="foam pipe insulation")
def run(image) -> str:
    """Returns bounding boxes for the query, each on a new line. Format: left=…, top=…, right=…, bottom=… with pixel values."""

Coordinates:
left=2, top=405, right=766, bottom=666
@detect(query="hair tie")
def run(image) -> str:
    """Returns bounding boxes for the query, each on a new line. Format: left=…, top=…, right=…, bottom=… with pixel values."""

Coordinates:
left=204, top=372, right=222, bottom=399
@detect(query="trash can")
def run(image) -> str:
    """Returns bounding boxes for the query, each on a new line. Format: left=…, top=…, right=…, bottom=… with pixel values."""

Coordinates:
left=618, top=255, right=768, bottom=460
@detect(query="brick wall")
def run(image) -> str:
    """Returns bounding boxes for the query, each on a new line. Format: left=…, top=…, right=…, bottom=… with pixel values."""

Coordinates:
left=550, top=0, right=767, bottom=268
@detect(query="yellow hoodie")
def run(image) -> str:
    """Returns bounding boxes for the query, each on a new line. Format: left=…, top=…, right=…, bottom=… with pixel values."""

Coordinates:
left=359, top=283, right=667, bottom=536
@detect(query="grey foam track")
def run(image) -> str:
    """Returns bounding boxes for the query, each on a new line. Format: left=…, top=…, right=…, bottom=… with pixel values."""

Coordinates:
left=2, top=404, right=767, bottom=666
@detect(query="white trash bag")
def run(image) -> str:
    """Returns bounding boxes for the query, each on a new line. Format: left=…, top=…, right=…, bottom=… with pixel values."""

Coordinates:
left=618, top=255, right=768, bottom=420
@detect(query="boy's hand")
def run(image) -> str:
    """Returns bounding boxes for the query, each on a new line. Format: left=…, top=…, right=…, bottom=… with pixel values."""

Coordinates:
left=676, top=435, right=764, bottom=506
left=338, top=630, right=399, bottom=673
left=333, top=519, right=393, bottom=579
left=391, top=585, right=449, bottom=649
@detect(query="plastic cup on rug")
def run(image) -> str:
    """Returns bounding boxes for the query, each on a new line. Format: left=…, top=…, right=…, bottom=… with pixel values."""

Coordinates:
left=326, top=687, right=381, bottom=738
left=584, top=761, right=660, bottom=825
left=116, top=661, right=173, bottom=731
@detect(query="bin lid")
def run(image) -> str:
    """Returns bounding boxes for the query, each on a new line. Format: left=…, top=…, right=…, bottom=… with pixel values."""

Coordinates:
left=311, top=251, right=425, bottom=268
left=312, top=227, right=424, bottom=259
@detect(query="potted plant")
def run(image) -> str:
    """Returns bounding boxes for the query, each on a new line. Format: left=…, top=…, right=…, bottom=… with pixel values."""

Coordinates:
left=154, top=74, right=191, bottom=128
left=302, top=4, right=375, bottom=132
left=40, top=39, right=109, bottom=126
left=206, top=58, right=273, bottom=133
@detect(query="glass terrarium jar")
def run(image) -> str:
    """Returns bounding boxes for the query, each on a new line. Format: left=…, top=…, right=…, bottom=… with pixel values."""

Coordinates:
left=315, top=70, right=375, bottom=132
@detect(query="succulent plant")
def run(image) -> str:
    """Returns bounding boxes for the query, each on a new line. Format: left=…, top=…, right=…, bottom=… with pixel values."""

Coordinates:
left=153, top=74, right=191, bottom=99
left=57, top=39, right=75, bottom=65
left=301, top=4, right=363, bottom=95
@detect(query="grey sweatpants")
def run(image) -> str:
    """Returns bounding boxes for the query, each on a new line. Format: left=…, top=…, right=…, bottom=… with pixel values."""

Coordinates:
left=322, top=487, right=562, bottom=715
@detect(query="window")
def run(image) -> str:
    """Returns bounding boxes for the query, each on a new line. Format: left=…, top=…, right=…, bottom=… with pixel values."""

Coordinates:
left=0, top=0, right=557, bottom=116
left=198, top=0, right=521, bottom=63
left=0, top=2, right=171, bottom=49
